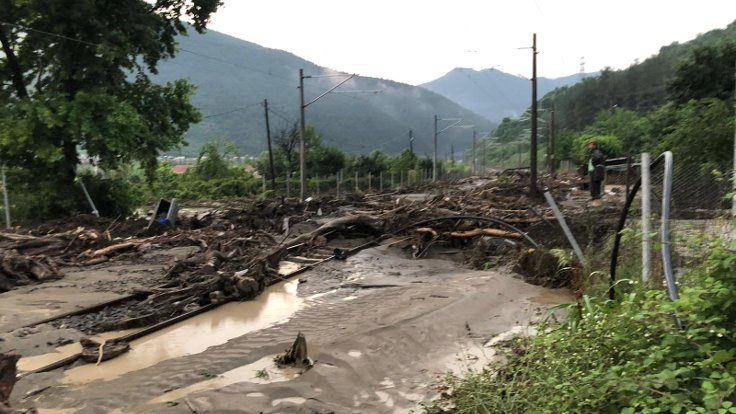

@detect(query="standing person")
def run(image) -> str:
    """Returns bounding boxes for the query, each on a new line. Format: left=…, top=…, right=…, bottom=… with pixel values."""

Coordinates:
left=587, top=141, right=606, bottom=207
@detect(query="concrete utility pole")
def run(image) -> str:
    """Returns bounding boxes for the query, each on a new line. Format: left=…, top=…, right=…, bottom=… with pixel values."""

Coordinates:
left=264, top=99, right=275, bottom=190
left=549, top=107, right=556, bottom=174
left=530, top=33, right=539, bottom=195
left=409, top=129, right=414, bottom=154
left=298, top=69, right=356, bottom=200
left=450, top=143, right=454, bottom=164
left=299, top=69, right=307, bottom=200
left=433, top=115, right=438, bottom=182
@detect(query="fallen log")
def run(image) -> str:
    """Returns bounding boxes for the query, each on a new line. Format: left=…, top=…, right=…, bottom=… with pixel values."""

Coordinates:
left=80, top=338, right=130, bottom=364
left=80, top=241, right=138, bottom=258
left=449, top=228, right=522, bottom=238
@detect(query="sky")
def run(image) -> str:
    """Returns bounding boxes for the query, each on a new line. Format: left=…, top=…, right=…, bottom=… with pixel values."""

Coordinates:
left=207, top=1, right=736, bottom=86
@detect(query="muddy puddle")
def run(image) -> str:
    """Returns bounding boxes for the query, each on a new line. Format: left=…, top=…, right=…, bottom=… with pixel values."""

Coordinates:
left=59, top=279, right=303, bottom=385
left=147, top=354, right=302, bottom=404
left=17, top=329, right=138, bottom=373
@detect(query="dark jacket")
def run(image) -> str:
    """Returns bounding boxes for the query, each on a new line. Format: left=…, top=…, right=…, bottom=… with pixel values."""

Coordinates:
left=589, top=149, right=606, bottom=181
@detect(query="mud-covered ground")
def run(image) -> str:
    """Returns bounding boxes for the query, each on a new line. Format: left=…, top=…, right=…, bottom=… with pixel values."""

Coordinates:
left=1, top=173, right=626, bottom=414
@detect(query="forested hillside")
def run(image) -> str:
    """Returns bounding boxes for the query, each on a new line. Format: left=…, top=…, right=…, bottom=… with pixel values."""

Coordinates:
left=153, top=29, right=495, bottom=157
left=481, top=20, right=736, bottom=169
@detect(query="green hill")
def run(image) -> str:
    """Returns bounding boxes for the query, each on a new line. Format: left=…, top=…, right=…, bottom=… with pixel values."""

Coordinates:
left=153, top=29, right=495, bottom=157
left=543, top=20, right=736, bottom=132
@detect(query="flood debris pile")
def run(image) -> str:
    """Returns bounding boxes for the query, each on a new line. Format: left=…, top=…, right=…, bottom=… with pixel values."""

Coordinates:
left=4, top=172, right=624, bottom=373
left=0, top=248, right=62, bottom=293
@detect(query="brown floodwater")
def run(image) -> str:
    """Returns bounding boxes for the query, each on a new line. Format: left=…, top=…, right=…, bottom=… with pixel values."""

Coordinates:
left=61, top=279, right=303, bottom=385
left=17, top=329, right=138, bottom=373
left=146, top=354, right=302, bottom=404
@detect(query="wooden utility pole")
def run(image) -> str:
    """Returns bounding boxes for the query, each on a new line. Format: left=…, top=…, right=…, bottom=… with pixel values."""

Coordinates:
left=433, top=115, right=438, bottom=182
left=298, top=69, right=307, bottom=200
left=530, top=33, right=539, bottom=195
left=409, top=129, right=414, bottom=154
left=264, top=99, right=276, bottom=190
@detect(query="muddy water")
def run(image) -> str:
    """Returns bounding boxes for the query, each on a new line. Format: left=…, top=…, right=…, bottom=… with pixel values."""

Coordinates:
left=147, top=354, right=302, bottom=404
left=17, top=329, right=138, bottom=373
left=61, top=280, right=303, bottom=384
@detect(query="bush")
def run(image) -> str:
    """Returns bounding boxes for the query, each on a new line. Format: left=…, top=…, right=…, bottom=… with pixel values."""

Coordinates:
left=428, top=239, right=736, bottom=414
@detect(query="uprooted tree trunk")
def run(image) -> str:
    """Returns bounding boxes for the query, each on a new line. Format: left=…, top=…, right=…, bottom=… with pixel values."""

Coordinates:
left=275, top=332, right=311, bottom=368
left=0, top=354, right=35, bottom=414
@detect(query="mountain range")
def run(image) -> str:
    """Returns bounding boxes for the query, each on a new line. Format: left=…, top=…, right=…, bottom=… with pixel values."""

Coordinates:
left=154, top=28, right=587, bottom=157
left=421, top=67, right=596, bottom=122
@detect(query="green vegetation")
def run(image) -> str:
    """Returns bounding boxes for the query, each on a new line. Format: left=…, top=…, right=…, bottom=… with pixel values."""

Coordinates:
left=151, top=29, right=496, bottom=156
left=0, top=0, right=222, bottom=217
left=427, top=240, right=736, bottom=414
left=476, top=20, right=736, bottom=169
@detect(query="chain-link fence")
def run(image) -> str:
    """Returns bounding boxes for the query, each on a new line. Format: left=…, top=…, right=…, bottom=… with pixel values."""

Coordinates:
left=260, top=167, right=474, bottom=199
left=610, top=152, right=732, bottom=295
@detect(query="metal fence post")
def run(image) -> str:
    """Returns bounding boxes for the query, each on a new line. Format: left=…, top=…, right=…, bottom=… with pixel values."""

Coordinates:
left=78, top=178, right=100, bottom=217
left=544, top=191, right=585, bottom=265
left=661, top=151, right=679, bottom=301
left=641, top=152, right=652, bottom=284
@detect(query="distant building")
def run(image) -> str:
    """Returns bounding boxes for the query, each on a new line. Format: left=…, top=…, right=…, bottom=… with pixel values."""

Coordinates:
left=172, top=165, right=191, bottom=174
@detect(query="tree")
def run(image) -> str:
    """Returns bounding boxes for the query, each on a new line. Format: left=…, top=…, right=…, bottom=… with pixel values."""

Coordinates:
left=0, top=0, right=222, bottom=215
left=390, top=149, right=419, bottom=173
left=349, top=150, right=389, bottom=176
left=572, top=134, right=623, bottom=163
left=669, top=40, right=736, bottom=104
left=652, top=99, right=734, bottom=168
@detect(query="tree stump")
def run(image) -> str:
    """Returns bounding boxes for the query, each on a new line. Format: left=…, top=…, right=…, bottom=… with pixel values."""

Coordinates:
left=275, top=333, right=312, bottom=368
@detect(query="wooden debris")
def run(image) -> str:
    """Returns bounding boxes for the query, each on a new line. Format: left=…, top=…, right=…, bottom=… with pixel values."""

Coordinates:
left=79, top=338, right=130, bottom=363
left=0, top=251, right=63, bottom=293
left=275, top=333, right=312, bottom=368
left=449, top=228, right=522, bottom=238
